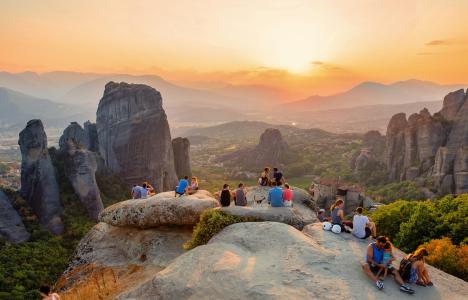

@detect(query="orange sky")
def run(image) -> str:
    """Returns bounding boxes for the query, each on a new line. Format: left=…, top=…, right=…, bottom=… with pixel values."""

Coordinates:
left=1, top=0, right=468, bottom=96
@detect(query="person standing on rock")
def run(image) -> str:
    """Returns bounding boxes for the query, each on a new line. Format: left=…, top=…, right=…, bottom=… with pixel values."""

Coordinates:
left=282, top=183, right=293, bottom=207
left=175, top=176, right=189, bottom=197
left=234, top=183, right=247, bottom=206
left=273, top=167, right=284, bottom=186
left=362, top=236, right=415, bottom=294
left=220, top=184, right=232, bottom=207
left=268, top=181, right=284, bottom=207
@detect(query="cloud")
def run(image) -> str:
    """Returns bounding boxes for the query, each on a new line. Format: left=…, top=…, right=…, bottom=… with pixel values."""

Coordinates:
left=425, top=39, right=451, bottom=46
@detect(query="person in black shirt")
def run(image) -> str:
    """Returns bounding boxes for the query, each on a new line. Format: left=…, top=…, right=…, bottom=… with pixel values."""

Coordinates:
left=220, top=183, right=232, bottom=207
left=273, top=167, right=284, bottom=186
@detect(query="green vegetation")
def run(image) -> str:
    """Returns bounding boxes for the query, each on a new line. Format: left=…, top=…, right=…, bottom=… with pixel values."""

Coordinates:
left=365, top=181, right=426, bottom=203
left=369, top=194, right=468, bottom=280
left=184, top=209, right=258, bottom=250
left=0, top=149, right=129, bottom=300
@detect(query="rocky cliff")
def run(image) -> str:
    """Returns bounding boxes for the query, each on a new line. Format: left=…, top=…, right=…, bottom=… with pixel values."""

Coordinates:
left=172, top=137, right=192, bottom=178
left=60, top=122, right=104, bottom=221
left=0, top=190, right=30, bottom=243
left=96, top=82, right=178, bottom=192
left=385, top=89, right=468, bottom=194
left=18, top=119, right=64, bottom=234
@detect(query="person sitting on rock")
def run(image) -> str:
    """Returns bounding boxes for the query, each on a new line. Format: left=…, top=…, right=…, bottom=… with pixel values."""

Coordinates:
left=140, top=183, right=148, bottom=199
left=330, top=199, right=352, bottom=233
left=268, top=181, right=284, bottom=207
left=234, top=183, right=247, bottom=206
left=317, top=209, right=330, bottom=222
left=282, top=183, right=293, bottom=207
left=376, top=242, right=395, bottom=281
left=220, top=183, right=232, bottom=207
left=175, top=176, right=189, bottom=197
left=400, top=247, right=433, bottom=287
left=362, top=236, right=415, bottom=294
left=132, top=184, right=142, bottom=199
left=259, top=167, right=270, bottom=186
left=145, top=181, right=155, bottom=197
left=273, top=167, right=284, bottom=186
left=188, top=177, right=199, bottom=195
left=351, top=207, right=377, bottom=239
left=39, top=285, right=61, bottom=300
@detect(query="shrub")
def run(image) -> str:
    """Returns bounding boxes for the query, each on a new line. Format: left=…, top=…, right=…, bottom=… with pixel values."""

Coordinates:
left=184, top=209, right=258, bottom=250
left=369, top=200, right=415, bottom=242
left=422, top=238, right=468, bottom=281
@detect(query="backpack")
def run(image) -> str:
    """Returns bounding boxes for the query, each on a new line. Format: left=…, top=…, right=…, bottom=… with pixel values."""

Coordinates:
left=399, top=258, right=413, bottom=281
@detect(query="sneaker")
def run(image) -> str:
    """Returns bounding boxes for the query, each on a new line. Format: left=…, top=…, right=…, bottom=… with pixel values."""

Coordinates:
left=376, top=280, right=384, bottom=290
left=400, top=285, right=415, bottom=294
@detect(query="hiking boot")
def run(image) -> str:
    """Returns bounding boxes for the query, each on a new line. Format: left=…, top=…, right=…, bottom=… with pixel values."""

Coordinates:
left=376, top=280, right=384, bottom=290
left=400, top=285, right=415, bottom=294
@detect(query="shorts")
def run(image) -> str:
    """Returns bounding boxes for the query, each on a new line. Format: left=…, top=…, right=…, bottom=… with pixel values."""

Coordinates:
left=175, top=191, right=185, bottom=196
left=362, top=227, right=372, bottom=239
left=368, top=262, right=395, bottom=275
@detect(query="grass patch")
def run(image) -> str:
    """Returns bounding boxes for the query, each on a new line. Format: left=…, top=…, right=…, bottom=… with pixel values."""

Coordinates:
left=184, top=209, right=258, bottom=250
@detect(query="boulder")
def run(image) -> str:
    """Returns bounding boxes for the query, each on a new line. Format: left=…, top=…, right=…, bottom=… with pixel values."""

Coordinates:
left=117, top=222, right=468, bottom=300
left=96, top=82, right=178, bottom=192
left=57, top=222, right=191, bottom=298
left=99, top=190, right=219, bottom=228
left=172, top=137, right=192, bottom=178
left=0, top=190, right=30, bottom=243
left=18, top=119, right=63, bottom=234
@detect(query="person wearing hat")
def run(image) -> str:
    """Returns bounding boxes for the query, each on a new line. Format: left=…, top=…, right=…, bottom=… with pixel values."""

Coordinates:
left=317, top=208, right=330, bottom=222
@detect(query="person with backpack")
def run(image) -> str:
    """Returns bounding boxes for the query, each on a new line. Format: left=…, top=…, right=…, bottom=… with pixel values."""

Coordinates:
left=399, top=248, right=433, bottom=287
left=362, top=236, right=415, bottom=294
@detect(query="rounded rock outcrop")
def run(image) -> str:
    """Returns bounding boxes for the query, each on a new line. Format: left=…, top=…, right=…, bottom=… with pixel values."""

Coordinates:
left=98, top=190, right=220, bottom=228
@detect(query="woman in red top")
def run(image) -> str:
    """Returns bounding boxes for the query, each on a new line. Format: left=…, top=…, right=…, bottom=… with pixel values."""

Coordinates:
left=282, top=183, right=293, bottom=207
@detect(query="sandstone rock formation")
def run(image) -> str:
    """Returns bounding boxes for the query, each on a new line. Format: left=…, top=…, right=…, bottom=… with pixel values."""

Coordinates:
left=96, top=82, right=178, bottom=192
left=252, top=128, right=290, bottom=168
left=172, top=137, right=192, bottom=178
left=18, top=119, right=63, bottom=234
left=83, top=121, right=99, bottom=152
left=60, top=123, right=104, bottom=221
left=0, top=190, right=30, bottom=243
left=99, top=190, right=219, bottom=228
left=117, top=222, right=468, bottom=300
left=385, top=89, right=468, bottom=194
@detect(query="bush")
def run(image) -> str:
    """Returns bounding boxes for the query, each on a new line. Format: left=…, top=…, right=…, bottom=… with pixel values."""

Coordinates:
left=369, top=200, right=415, bottom=242
left=422, top=238, right=468, bottom=281
left=184, top=209, right=258, bottom=250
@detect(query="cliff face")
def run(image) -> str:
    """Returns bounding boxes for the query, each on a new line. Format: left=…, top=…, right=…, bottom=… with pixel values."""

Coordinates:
left=0, top=190, right=30, bottom=243
left=18, top=119, right=63, bottom=234
left=172, top=137, right=192, bottom=179
left=385, top=89, right=468, bottom=194
left=60, top=122, right=104, bottom=221
left=96, top=82, right=178, bottom=192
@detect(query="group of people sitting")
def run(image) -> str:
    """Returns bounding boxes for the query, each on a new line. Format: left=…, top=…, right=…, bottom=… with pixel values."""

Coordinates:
left=318, top=199, right=433, bottom=295
left=174, top=176, right=199, bottom=197
left=218, top=181, right=294, bottom=207
left=131, top=181, right=155, bottom=199
left=259, top=167, right=284, bottom=187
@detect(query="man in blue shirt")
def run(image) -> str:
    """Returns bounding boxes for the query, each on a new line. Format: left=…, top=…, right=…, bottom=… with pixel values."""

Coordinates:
left=268, top=182, right=284, bottom=207
left=175, top=176, right=189, bottom=197
left=140, top=183, right=148, bottom=199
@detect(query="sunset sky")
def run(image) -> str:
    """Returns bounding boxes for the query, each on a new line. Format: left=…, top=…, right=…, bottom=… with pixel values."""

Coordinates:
left=1, top=0, right=468, bottom=96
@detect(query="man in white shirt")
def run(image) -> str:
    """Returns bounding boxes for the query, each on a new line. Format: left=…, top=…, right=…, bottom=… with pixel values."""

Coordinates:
left=352, top=207, right=377, bottom=239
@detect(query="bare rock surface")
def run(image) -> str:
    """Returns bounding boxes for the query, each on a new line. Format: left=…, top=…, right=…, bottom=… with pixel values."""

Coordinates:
left=0, top=190, right=30, bottom=243
left=172, top=137, right=192, bottom=178
left=96, top=82, right=177, bottom=192
left=99, top=190, right=219, bottom=228
left=117, top=222, right=468, bottom=300
left=18, top=119, right=63, bottom=234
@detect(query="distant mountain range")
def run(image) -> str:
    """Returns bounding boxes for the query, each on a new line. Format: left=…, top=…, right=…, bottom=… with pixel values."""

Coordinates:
left=0, top=71, right=465, bottom=133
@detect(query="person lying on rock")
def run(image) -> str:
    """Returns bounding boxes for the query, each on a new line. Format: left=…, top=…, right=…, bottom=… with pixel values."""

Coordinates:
left=220, top=183, right=232, bottom=207
left=362, top=236, right=415, bottom=294
left=188, top=176, right=199, bottom=195
left=351, top=207, right=377, bottom=239
left=399, top=247, right=433, bottom=287
left=234, top=183, right=247, bottom=206
left=330, top=199, right=352, bottom=233
left=175, top=176, right=189, bottom=197
left=282, top=183, right=293, bottom=207
left=268, top=181, right=284, bottom=207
